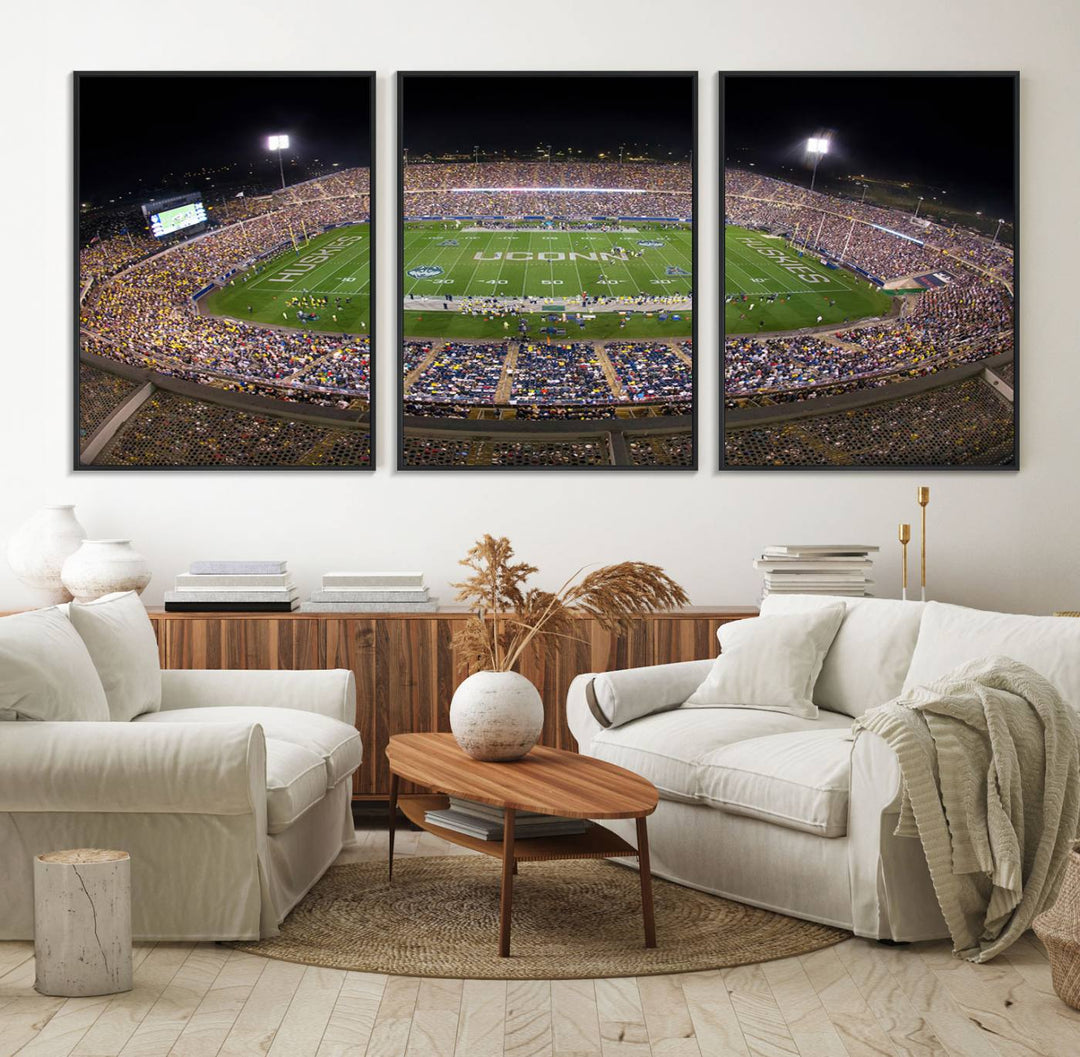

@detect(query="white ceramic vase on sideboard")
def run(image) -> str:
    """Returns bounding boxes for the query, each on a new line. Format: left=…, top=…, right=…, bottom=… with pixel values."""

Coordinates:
left=61, top=540, right=152, bottom=603
left=449, top=670, right=544, bottom=761
left=6, top=505, right=87, bottom=605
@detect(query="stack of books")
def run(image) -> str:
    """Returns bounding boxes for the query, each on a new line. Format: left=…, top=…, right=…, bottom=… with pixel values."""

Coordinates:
left=299, top=571, right=437, bottom=613
left=164, top=560, right=298, bottom=612
left=753, top=545, right=878, bottom=598
left=424, top=797, right=588, bottom=841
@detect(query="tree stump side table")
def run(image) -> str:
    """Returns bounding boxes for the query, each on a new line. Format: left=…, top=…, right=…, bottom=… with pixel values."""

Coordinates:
left=34, top=849, right=133, bottom=997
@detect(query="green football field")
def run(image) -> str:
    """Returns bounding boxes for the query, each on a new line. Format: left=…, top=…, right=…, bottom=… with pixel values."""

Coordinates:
left=403, top=222, right=692, bottom=339
left=200, top=224, right=370, bottom=335
left=725, top=225, right=893, bottom=334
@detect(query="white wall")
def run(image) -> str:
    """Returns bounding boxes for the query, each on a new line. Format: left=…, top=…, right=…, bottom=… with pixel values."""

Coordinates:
left=2, top=0, right=1078, bottom=615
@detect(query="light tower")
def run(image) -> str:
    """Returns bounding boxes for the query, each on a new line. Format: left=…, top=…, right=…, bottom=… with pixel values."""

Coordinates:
left=913, top=195, right=925, bottom=219
left=267, top=134, right=290, bottom=191
left=992, top=218, right=1007, bottom=244
left=807, top=136, right=829, bottom=192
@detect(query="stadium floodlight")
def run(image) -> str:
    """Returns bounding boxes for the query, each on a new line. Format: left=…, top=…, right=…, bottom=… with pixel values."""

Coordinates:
left=806, top=136, right=830, bottom=191
left=267, top=134, right=291, bottom=190
left=913, top=195, right=925, bottom=219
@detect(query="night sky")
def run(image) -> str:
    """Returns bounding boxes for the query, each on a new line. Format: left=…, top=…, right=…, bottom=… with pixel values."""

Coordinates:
left=724, top=74, right=1016, bottom=218
left=78, top=74, right=372, bottom=202
left=402, top=74, right=694, bottom=159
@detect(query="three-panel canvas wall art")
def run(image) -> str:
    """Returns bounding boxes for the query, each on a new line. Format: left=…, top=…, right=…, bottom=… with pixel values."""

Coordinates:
left=74, top=70, right=1017, bottom=472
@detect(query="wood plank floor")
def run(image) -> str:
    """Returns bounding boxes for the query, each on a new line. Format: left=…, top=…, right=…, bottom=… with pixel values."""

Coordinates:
left=2, top=826, right=1078, bottom=1057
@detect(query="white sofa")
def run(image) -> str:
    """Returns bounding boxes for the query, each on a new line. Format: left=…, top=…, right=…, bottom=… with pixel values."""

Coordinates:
left=0, top=595, right=362, bottom=942
left=567, top=597, right=1080, bottom=941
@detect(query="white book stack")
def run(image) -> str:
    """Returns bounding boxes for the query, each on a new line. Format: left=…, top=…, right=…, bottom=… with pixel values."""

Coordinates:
left=164, top=561, right=298, bottom=612
left=299, top=572, right=437, bottom=613
left=753, top=545, right=879, bottom=599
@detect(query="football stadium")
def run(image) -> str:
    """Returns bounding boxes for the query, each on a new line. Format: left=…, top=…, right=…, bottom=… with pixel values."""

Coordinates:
left=400, top=74, right=695, bottom=469
left=76, top=75, right=373, bottom=469
left=723, top=75, right=1016, bottom=469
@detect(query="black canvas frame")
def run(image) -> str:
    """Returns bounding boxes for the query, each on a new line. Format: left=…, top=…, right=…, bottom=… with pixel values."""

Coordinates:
left=73, top=70, right=377, bottom=472
left=719, top=70, right=1020, bottom=472
left=396, top=70, right=698, bottom=472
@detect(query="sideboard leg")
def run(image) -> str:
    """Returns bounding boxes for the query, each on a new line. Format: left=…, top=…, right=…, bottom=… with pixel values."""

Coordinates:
left=499, top=808, right=516, bottom=957
left=636, top=815, right=657, bottom=948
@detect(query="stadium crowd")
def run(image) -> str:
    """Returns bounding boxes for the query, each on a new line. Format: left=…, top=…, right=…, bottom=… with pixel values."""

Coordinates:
left=79, top=172, right=371, bottom=406
left=401, top=339, right=693, bottom=416
left=725, top=277, right=1013, bottom=404
left=97, top=391, right=370, bottom=468
left=406, top=342, right=507, bottom=406
left=404, top=161, right=691, bottom=219
left=725, top=377, right=1013, bottom=467
left=79, top=167, right=370, bottom=281
left=725, top=169, right=1013, bottom=283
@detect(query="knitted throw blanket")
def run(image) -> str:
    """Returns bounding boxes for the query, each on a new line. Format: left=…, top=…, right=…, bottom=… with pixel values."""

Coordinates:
left=855, top=656, right=1080, bottom=962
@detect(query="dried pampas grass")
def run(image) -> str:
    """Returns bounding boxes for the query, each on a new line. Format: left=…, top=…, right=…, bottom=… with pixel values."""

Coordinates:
left=453, top=534, right=688, bottom=673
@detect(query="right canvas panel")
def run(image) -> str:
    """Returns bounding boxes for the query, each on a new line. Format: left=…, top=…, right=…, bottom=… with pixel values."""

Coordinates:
left=721, top=72, right=1018, bottom=470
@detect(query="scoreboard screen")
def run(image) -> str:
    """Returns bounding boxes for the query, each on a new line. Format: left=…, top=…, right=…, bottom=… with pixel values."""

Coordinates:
left=149, top=200, right=207, bottom=238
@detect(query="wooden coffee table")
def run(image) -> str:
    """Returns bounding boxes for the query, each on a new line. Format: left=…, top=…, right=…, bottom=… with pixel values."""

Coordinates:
left=386, top=733, right=659, bottom=957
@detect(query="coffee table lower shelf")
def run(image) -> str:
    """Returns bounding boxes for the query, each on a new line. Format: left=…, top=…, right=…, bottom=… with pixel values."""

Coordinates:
left=398, top=795, right=638, bottom=861
left=391, top=793, right=656, bottom=957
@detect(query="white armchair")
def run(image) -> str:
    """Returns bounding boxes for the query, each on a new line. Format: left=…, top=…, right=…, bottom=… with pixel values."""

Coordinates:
left=0, top=599, right=361, bottom=942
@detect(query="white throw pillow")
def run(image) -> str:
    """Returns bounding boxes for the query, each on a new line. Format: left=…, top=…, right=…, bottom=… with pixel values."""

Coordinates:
left=760, top=594, right=925, bottom=717
left=0, top=607, right=110, bottom=721
left=68, top=592, right=162, bottom=722
left=684, top=605, right=845, bottom=718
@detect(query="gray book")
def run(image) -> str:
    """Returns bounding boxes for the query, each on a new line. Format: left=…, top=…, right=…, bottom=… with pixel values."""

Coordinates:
left=424, top=808, right=587, bottom=841
left=322, top=571, right=424, bottom=588
left=176, top=573, right=294, bottom=589
left=166, top=588, right=299, bottom=603
left=190, top=560, right=288, bottom=575
left=299, top=600, right=438, bottom=613
left=309, top=588, right=430, bottom=603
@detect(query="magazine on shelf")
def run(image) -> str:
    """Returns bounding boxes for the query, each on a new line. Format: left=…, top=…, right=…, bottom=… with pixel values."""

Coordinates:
left=424, top=808, right=588, bottom=841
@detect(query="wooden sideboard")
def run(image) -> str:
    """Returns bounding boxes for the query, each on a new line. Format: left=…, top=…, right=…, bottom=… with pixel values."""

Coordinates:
left=133, top=607, right=758, bottom=798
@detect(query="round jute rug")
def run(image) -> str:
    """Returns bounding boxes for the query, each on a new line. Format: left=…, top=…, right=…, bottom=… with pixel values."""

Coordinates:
left=231, top=856, right=849, bottom=979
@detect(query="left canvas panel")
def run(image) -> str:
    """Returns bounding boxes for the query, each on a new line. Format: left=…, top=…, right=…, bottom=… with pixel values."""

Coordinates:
left=75, top=72, right=375, bottom=470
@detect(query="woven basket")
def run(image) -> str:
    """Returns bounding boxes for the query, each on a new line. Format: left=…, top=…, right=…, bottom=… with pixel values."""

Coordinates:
left=1034, top=848, right=1080, bottom=1009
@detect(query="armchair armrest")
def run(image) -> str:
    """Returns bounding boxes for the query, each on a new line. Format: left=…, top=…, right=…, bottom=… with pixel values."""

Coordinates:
left=0, top=721, right=265, bottom=816
left=160, top=668, right=356, bottom=725
left=567, top=659, right=714, bottom=749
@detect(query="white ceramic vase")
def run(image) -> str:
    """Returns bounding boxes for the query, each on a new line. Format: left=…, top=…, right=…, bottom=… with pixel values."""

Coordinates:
left=6, top=505, right=87, bottom=605
left=449, top=670, right=544, bottom=762
left=61, top=540, right=152, bottom=603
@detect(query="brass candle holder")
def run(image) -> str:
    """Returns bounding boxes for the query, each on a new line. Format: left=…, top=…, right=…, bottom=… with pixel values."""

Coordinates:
left=917, top=486, right=930, bottom=601
left=898, top=523, right=911, bottom=601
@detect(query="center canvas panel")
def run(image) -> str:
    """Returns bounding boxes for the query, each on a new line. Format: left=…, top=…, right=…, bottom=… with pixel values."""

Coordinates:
left=398, top=72, right=696, bottom=470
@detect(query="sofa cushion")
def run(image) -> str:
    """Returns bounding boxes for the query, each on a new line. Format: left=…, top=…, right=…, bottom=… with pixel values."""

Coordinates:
left=698, top=729, right=854, bottom=837
left=902, top=602, right=1080, bottom=710
left=589, top=706, right=852, bottom=804
left=684, top=606, right=845, bottom=718
left=136, top=705, right=362, bottom=787
left=68, top=592, right=162, bottom=721
left=760, top=594, right=925, bottom=717
left=0, top=608, right=110, bottom=722
left=265, top=739, right=328, bottom=834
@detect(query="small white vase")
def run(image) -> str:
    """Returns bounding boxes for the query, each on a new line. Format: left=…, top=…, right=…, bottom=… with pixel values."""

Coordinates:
left=61, top=540, right=152, bottom=603
left=6, top=505, right=87, bottom=605
left=450, top=671, right=544, bottom=762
